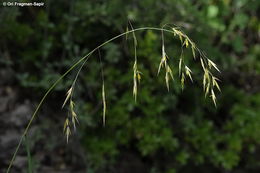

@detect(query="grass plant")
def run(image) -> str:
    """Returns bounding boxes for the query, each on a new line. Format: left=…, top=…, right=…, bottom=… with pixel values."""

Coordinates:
left=6, top=25, right=220, bottom=173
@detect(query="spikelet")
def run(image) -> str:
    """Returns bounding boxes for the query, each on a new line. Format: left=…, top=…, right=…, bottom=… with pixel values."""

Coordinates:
left=62, top=87, right=72, bottom=108
left=165, top=65, right=174, bottom=91
left=191, top=45, right=196, bottom=59
left=212, top=77, right=221, bottom=92
left=211, top=89, right=217, bottom=107
left=203, top=72, right=207, bottom=91
left=158, top=44, right=167, bottom=75
left=102, top=82, right=106, bottom=126
left=70, top=100, right=79, bottom=130
left=158, top=35, right=174, bottom=91
left=181, top=72, right=185, bottom=90
left=172, top=28, right=184, bottom=43
left=137, top=72, right=141, bottom=83
left=208, top=59, right=220, bottom=72
left=203, top=69, right=210, bottom=90
left=185, top=66, right=193, bottom=82
left=165, top=71, right=169, bottom=91
left=200, top=58, right=206, bottom=72
left=200, top=58, right=220, bottom=105
left=133, top=62, right=138, bottom=101
left=130, top=23, right=141, bottom=102
left=184, top=39, right=189, bottom=48
left=133, top=79, right=137, bottom=101
left=179, top=58, right=182, bottom=76
left=63, top=118, right=71, bottom=143
left=205, top=82, right=210, bottom=97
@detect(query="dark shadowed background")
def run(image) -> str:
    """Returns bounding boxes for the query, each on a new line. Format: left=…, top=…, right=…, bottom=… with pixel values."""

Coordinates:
left=0, top=0, right=259, bottom=172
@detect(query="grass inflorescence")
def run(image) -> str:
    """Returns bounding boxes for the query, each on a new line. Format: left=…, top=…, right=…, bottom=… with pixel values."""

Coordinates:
left=7, top=24, right=220, bottom=173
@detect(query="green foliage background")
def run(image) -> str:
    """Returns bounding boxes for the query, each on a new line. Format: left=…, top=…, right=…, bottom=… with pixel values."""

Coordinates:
left=0, top=0, right=259, bottom=172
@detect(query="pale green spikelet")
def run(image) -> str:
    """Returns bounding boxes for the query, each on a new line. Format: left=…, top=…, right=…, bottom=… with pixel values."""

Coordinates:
left=63, top=118, right=71, bottom=143
left=200, top=58, right=206, bottom=72
left=181, top=72, right=185, bottom=90
left=211, top=89, right=217, bottom=107
left=158, top=44, right=167, bottom=75
left=70, top=100, right=79, bottom=130
left=184, top=39, right=189, bottom=48
left=191, top=45, right=196, bottom=59
left=208, top=59, right=220, bottom=72
left=62, top=87, right=72, bottom=108
left=212, top=77, right=221, bottom=92
left=178, top=58, right=182, bottom=76
left=165, top=65, right=174, bottom=91
left=102, top=82, right=106, bottom=126
left=133, top=61, right=138, bottom=101
left=185, top=66, right=193, bottom=82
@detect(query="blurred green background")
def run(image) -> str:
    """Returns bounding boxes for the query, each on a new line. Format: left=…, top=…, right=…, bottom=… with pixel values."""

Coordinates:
left=0, top=0, right=259, bottom=172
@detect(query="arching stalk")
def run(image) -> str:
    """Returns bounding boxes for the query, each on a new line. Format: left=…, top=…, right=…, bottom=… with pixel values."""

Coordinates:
left=6, top=26, right=220, bottom=172
left=6, top=27, right=175, bottom=173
